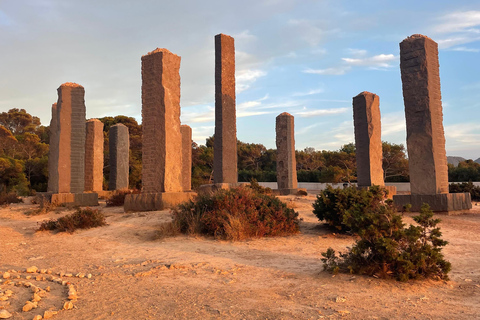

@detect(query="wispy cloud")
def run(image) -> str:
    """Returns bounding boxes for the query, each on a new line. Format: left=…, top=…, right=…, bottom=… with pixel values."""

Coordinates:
left=303, top=66, right=351, bottom=75
left=447, top=46, right=480, bottom=52
left=292, top=87, right=324, bottom=96
left=296, top=123, right=320, bottom=135
left=342, top=54, right=397, bottom=68
left=236, top=69, right=267, bottom=93
left=433, top=11, right=480, bottom=49
left=295, top=107, right=348, bottom=117
left=287, top=19, right=325, bottom=46
left=381, top=112, right=406, bottom=137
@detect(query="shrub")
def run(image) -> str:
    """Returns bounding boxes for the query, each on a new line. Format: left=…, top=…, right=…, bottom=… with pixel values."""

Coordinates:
left=449, top=182, right=480, bottom=201
left=37, top=208, right=107, bottom=233
left=0, top=192, right=22, bottom=205
left=312, top=185, right=387, bottom=232
left=106, top=189, right=139, bottom=207
left=248, top=178, right=272, bottom=195
left=321, top=203, right=451, bottom=281
left=171, top=186, right=299, bottom=240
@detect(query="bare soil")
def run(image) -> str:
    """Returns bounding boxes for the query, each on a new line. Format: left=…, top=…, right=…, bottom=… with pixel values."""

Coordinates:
left=0, top=195, right=479, bottom=319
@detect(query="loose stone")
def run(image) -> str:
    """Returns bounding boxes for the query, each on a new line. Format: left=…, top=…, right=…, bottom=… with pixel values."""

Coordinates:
left=0, top=309, right=12, bottom=319
left=26, top=267, right=38, bottom=273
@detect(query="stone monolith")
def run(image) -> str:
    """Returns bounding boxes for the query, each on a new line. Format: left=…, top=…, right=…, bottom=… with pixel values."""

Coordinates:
left=353, top=92, right=384, bottom=187
left=393, top=34, right=471, bottom=212
left=276, top=112, right=298, bottom=194
left=141, top=48, right=182, bottom=193
left=85, top=119, right=104, bottom=192
left=214, top=33, right=237, bottom=184
left=47, top=103, right=58, bottom=192
left=109, top=123, right=129, bottom=190
left=181, top=125, right=192, bottom=192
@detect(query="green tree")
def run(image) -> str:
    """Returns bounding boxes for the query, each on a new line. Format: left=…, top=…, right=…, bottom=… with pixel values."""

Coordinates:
left=382, top=142, right=409, bottom=182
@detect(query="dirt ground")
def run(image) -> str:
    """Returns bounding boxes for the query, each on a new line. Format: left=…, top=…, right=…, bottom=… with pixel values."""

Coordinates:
left=0, top=195, right=479, bottom=320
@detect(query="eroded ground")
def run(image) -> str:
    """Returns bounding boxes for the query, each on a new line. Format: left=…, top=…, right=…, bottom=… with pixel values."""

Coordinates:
left=0, top=196, right=479, bottom=319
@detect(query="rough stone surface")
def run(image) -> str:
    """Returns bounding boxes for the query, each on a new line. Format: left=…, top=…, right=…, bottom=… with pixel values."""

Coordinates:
left=85, top=119, right=104, bottom=192
left=353, top=92, right=384, bottom=187
left=48, top=83, right=86, bottom=193
left=109, top=123, right=129, bottom=190
left=393, top=193, right=472, bottom=213
left=400, top=34, right=448, bottom=195
left=141, top=48, right=183, bottom=193
left=181, top=125, right=192, bottom=191
left=275, top=112, right=298, bottom=191
left=124, top=192, right=196, bottom=212
left=37, top=192, right=98, bottom=206
left=214, top=34, right=237, bottom=184
left=47, top=103, right=57, bottom=192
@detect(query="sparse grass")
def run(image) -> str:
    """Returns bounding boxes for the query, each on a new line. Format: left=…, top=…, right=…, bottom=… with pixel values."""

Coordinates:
left=154, top=221, right=181, bottom=240
left=37, top=208, right=107, bottom=233
left=106, top=189, right=139, bottom=207
left=25, top=196, right=57, bottom=216
left=167, top=186, right=299, bottom=241
left=0, top=192, right=22, bottom=206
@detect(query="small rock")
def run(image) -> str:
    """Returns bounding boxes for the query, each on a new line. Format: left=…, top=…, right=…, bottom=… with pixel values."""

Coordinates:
left=31, top=286, right=40, bottom=293
left=465, top=279, right=473, bottom=282
left=35, top=276, right=42, bottom=281
left=33, top=315, right=42, bottom=320
left=65, top=274, right=72, bottom=278
left=87, top=274, right=92, bottom=279
left=63, top=301, right=74, bottom=310
left=33, top=293, right=42, bottom=302
left=26, top=276, right=32, bottom=280
left=40, top=269, right=47, bottom=274
left=2, top=273, right=9, bottom=280
left=45, top=286, right=50, bottom=292
left=0, top=309, right=12, bottom=319
left=23, top=301, right=37, bottom=312
left=38, top=290, right=47, bottom=298
left=77, top=273, right=85, bottom=278
left=4, top=291, right=12, bottom=297
left=43, top=311, right=57, bottom=319
left=26, top=267, right=38, bottom=274
left=335, top=297, right=347, bottom=303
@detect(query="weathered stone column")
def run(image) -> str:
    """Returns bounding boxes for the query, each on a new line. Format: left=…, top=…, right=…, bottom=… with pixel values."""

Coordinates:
left=141, top=48, right=183, bottom=193
left=214, top=33, right=237, bottom=184
left=181, top=125, right=192, bottom=192
left=51, top=83, right=86, bottom=193
left=47, top=103, right=58, bottom=192
left=353, top=92, right=384, bottom=187
left=393, top=34, right=471, bottom=212
left=276, top=112, right=297, bottom=193
left=109, top=123, right=129, bottom=190
left=84, top=119, right=104, bottom=192
left=400, top=34, right=448, bottom=195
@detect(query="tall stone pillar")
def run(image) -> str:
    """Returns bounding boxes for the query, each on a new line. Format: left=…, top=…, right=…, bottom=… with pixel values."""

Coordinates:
left=353, top=92, right=384, bottom=187
left=85, top=119, right=104, bottom=192
left=53, top=83, right=86, bottom=193
left=181, top=125, right=192, bottom=192
left=275, top=112, right=298, bottom=194
left=47, top=103, right=58, bottom=192
left=393, top=34, right=471, bottom=212
left=124, top=48, right=195, bottom=212
left=214, top=33, right=237, bottom=184
left=109, top=123, right=129, bottom=190
left=141, top=48, right=182, bottom=193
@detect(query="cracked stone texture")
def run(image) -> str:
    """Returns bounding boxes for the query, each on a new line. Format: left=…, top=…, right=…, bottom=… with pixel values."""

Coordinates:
left=214, top=34, right=237, bottom=184
left=85, top=119, right=104, bottom=192
left=353, top=91, right=384, bottom=187
left=141, top=48, right=183, bottom=193
left=181, top=125, right=192, bottom=191
left=400, top=34, right=448, bottom=195
left=276, top=112, right=297, bottom=190
left=48, top=83, right=86, bottom=193
left=109, top=123, right=129, bottom=190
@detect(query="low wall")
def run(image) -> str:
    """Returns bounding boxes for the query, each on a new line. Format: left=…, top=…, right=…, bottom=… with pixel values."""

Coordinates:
left=257, top=182, right=480, bottom=193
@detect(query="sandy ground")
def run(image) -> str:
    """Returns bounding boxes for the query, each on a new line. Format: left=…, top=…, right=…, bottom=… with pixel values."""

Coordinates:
left=0, top=195, right=479, bottom=320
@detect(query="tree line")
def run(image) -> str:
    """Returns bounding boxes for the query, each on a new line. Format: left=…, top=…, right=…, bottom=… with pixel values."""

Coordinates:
left=0, top=108, right=475, bottom=195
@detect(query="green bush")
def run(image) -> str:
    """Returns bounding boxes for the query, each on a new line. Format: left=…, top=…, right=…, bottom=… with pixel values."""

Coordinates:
left=449, top=181, right=480, bottom=201
left=171, top=186, right=299, bottom=240
left=312, top=185, right=387, bottom=232
left=321, top=203, right=451, bottom=281
left=37, top=208, right=107, bottom=233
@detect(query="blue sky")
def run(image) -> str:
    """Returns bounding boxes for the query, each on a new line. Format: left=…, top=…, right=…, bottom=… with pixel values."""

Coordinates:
left=1, top=0, right=479, bottom=158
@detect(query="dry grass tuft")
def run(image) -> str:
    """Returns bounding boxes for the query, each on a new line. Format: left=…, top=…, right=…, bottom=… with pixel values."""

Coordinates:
left=37, top=208, right=106, bottom=233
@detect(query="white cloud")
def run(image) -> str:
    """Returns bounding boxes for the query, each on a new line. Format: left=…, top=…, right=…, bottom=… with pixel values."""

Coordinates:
left=381, top=112, right=406, bottom=137
left=303, top=66, right=351, bottom=75
left=296, top=123, right=320, bottom=135
left=433, top=11, right=480, bottom=34
left=181, top=105, right=215, bottom=124
left=437, top=36, right=480, bottom=49
left=346, top=48, right=367, bottom=56
left=342, top=54, right=397, bottom=68
left=449, top=46, right=480, bottom=52
left=292, top=87, right=324, bottom=97
left=236, top=69, right=267, bottom=93
left=295, top=107, right=348, bottom=117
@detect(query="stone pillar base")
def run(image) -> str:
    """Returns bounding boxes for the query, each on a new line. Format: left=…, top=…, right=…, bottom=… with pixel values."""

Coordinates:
left=393, top=192, right=471, bottom=214
left=124, top=192, right=197, bottom=212
left=273, top=188, right=307, bottom=196
left=358, top=185, right=397, bottom=199
left=197, top=183, right=250, bottom=195
left=37, top=192, right=99, bottom=206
